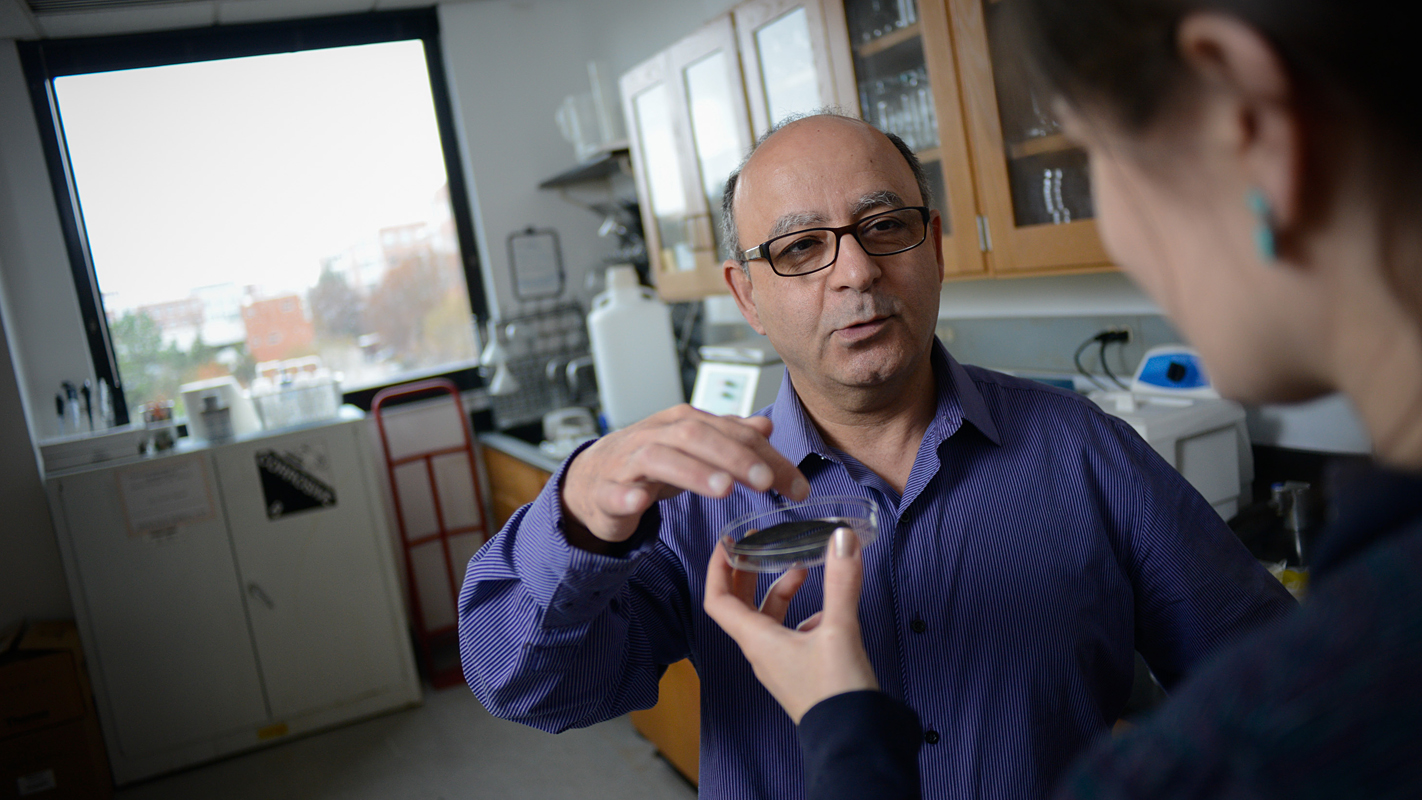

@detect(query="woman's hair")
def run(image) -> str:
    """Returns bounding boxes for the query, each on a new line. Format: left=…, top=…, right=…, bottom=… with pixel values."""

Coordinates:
left=1007, top=0, right=1411, bottom=136
left=1007, top=0, right=1422, bottom=318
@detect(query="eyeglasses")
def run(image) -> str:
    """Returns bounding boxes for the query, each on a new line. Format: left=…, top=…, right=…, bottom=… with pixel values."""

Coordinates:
left=741, top=206, right=931, bottom=277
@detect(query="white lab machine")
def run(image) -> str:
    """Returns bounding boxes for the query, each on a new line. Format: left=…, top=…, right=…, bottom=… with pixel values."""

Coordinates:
left=1091, top=346, right=1253, bottom=520
left=691, top=338, right=786, bottom=417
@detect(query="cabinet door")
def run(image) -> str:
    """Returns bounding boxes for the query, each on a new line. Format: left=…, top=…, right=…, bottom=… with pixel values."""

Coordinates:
left=482, top=446, right=552, bottom=531
left=621, top=38, right=732, bottom=302
left=838, top=0, right=985, bottom=276
left=735, top=0, right=855, bottom=136
left=212, top=423, right=411, bottom=721
left=670, top=18, right=756, bottom=294
left=51, top=455, right=268, bottom=760
left=949, top=0, right=1111, bottom=274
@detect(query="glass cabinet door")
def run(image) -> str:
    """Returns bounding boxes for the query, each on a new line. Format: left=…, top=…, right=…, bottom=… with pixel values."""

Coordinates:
left=632, top=78, right=694, bottom=272
left=840, top=0, right=985, bottom=276
left=672, top=19, right=754, bottom=277
left=621, top=19, right=751, bottom=301
left=950, top=0, right=1110, bottom=273
left=735, top=0, right=852, bottom=136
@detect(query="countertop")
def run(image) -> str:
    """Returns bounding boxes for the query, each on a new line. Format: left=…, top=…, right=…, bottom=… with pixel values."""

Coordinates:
left=477, top=431, right=565, bottom=474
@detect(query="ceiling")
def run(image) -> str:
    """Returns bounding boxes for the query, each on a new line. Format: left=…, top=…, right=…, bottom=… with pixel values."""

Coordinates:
left=0, top=0, right=451, bottom=40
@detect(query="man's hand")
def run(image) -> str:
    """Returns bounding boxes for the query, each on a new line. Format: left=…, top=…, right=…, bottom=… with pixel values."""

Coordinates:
left=560, top=404, right=809, bottom=546
left=703, top=528, right=880, bottom=724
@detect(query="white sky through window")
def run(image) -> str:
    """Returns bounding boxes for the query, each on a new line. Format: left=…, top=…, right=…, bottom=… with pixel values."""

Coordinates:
left=54, top=39, right=453, bottom=314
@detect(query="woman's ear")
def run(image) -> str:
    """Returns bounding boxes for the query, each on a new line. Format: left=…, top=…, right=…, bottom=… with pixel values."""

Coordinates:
left=1177, top=13, right=1304, bottom=233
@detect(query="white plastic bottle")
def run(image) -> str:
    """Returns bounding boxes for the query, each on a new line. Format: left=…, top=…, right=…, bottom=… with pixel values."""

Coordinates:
left=586, top=265, right=684, bottom=430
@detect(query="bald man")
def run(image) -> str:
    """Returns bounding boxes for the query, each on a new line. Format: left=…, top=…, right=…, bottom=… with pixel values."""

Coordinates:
left=458, top=113, right=1294, bottom=800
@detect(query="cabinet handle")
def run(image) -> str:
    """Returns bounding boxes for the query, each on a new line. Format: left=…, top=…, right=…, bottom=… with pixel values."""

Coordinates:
left=247, top=583, right=276, bottom=610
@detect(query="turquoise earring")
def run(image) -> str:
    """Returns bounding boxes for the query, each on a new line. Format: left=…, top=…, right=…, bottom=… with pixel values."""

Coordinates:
left=1245, top=188, right=1277, bottom=261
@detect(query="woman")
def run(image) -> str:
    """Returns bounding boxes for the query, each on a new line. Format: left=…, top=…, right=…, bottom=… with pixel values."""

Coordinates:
left=703, top=0, right=1422, bottom=797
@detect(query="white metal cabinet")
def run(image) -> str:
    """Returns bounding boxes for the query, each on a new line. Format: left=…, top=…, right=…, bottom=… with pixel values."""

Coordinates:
left=211, top=423, right=411, bottom=721
left=46, top=417, right=420, bottom=785
left=49, top=452, right=270, bottom=761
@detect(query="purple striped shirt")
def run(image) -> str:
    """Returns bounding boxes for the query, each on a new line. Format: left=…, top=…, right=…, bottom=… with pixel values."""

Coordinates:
left=458, top=340, right=1295, bottom=800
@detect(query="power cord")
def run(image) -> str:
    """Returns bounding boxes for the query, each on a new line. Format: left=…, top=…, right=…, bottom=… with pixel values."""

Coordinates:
left=1075, top=329, right=1132, bottom=390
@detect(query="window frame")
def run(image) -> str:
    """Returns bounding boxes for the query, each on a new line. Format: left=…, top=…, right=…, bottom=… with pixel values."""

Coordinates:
left=17, top=8, right=490, bottom=422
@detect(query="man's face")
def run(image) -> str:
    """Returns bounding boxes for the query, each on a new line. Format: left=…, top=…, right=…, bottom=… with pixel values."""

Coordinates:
left=725, top=117, right=944, bottom=396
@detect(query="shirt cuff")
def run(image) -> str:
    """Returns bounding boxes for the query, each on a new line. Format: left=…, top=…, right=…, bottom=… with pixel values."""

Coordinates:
left=798, top=691, right=923, bottom=800
left=510, top=438, right=664, bottom=628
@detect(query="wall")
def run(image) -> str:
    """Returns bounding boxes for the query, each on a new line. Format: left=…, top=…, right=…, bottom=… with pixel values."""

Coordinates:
left=438, top=0, right=737, bottom=323
left=0, top=293, right=73, bottom=629
left=0, top=39, right=95, bottom=444
left=0, top=39, right=84, bottom=628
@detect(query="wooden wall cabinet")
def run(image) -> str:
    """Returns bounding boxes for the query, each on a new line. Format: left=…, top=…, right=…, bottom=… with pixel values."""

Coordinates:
left=946, top=0, right=1111, bottom=275
left=622, top=0, right=1113, bottom=301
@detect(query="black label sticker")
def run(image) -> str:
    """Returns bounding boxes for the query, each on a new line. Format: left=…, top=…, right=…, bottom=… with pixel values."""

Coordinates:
left=256, top=444, right=336, bottom=519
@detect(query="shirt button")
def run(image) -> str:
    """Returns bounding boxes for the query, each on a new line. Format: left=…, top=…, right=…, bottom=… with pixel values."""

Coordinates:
left=910, top=618, right=927, bottom=634
left=924, top=730, right=940, bottom=745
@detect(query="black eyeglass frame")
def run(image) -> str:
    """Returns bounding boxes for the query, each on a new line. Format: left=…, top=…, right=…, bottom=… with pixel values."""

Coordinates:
left=741, top=206, right=932, bottom=277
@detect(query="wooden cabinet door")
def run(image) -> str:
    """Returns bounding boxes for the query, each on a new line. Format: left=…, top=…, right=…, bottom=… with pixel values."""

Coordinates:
left=947, top=0, right=1112, bottom=275
left=50, top=455, right=268, bottom=767
left=213, top=422, right=412, bottom=722
left=837, top=0, right=986, bottom=277
left=735, top=0, right=856, bottom=136
left=629, top=658, right=701, bottom=785
left=621, top=20, right=746, bottom=302
left=482, top=446, right=552, bottom=530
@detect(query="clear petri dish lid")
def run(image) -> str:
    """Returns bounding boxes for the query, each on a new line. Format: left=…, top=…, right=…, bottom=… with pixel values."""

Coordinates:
left=720, top=495, right=880, bottom=573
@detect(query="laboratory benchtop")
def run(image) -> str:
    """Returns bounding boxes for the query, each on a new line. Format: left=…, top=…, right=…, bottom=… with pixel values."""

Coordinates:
left=477, top=430, right=565, bottom=475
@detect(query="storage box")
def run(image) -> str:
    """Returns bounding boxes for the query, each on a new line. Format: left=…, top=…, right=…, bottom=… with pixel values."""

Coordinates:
left=0, top=654, right=83, bottom=741
left=0, top=622, right=111, bottom=799
left=1, top=717, right=110, bottom=800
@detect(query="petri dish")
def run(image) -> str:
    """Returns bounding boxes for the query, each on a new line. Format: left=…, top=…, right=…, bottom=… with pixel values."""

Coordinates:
left=720, top=495, right=879, bottom=573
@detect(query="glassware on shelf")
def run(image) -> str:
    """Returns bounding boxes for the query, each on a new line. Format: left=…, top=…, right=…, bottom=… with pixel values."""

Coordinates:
left=1008, top=150, right=1092, bottom=227
left=1040, top=167, right=1074, bottom=225
left=847, top=0, right=919, bottom=46
left=845, top=0, right=947, bottom=223
left=860, top=66, right=936, bottom=152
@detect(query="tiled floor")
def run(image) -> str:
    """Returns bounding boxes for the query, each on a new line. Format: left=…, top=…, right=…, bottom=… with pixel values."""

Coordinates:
left=114, top=685, right=697, bottom=800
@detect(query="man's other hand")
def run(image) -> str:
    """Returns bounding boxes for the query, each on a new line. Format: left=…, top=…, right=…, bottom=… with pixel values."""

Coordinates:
left=560, top=404, right=809, bottom=547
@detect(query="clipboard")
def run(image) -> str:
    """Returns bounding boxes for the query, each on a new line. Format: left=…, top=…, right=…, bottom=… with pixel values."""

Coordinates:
left=507, top=227, right=566, bottom=301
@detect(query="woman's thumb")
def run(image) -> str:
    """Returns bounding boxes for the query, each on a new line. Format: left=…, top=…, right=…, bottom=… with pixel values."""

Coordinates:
left=822, top=527, right=863, bottom=622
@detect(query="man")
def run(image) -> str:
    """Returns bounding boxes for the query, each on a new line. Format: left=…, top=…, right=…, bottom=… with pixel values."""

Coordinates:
left=458, top=113, right=1294, bottom=800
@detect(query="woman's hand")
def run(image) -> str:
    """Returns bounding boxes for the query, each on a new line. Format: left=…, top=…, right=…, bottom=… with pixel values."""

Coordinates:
left=703, top=527, right=880, bottom=724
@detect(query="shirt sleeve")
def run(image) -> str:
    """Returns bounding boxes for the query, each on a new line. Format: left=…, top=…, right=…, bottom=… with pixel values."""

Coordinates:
left=457, top=441, right=694, bottom=733
left=1113, top=423, right=1297, bottom=689
left=798, top=691, right=924, bottom=800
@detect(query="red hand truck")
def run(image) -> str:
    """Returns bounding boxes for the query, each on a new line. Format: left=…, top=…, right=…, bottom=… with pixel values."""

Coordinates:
left=372, top=378, right=488, bottom=689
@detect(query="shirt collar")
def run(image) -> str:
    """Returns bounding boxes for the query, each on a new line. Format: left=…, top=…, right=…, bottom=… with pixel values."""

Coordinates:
left=765, top=337, right=1001, bottom=469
